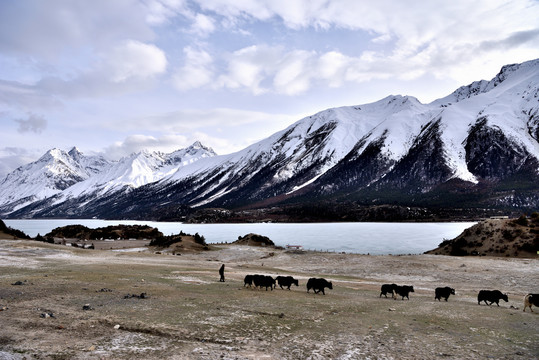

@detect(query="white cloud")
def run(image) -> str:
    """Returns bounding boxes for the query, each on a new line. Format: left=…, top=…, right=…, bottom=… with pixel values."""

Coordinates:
left=0, top=147, right=41, bottom=178
left=96, top=107, right=299, bottom=158
left=273, top=50, right=314, bottom=95
left=107, top=40, right=167, bottom=83
left=104, top=134, right=190, bottom=159
left=190, top=13, right=216, bottom=37
left=173, top=47, right=214, bottom=90
left=145, top=0, right=187, bottom=25
left=0, top=0, right=154, bottom=58
left=217, top=45, right=282, bottom=94
left=195, top=0, right=539, bottom=91
left=125, top=107, right=295, bottom=132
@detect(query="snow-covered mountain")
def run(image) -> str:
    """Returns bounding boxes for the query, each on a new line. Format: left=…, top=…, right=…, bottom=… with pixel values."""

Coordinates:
left=1, top=59, right=538, bottom=219
left=0, top=147, right=111, bottom=214
left=0, top=142, right=216, bottom=217
left=59, top=141, right=216, bottom=200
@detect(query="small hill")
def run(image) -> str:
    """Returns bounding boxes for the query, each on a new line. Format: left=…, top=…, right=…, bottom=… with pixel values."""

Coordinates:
left=46, top=224, right=163, bottom=240
left=149, top=232, right=210, bottom=253
left=0, top=219, right=31, bottom=240
left=425, top=214, right=539, bottom=258
left=233, top=233, right=275, bottom=247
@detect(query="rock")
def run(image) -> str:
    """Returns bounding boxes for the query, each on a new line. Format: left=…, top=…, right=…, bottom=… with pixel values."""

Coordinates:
left=82, top=304, right=93, bottom=311
left=40, top=312, right=54, bottom=318
left=11, top=280, right=26, bottom=286
left=123, top=292, right=147, bottom=299
left=114, top=324, right=120, bottom=330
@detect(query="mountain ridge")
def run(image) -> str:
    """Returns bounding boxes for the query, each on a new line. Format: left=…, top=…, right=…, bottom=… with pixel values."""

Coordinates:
left=1, top=59, right=538, bottom=219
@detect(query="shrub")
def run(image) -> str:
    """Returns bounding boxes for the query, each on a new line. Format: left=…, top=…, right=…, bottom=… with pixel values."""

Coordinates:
left=502, top=230, right=514, bottom=240
left=194, top=233, right=206, bottom=245
left=515, top=215, right=529, bottom=226
left=149, top=234, right=183, bottom=248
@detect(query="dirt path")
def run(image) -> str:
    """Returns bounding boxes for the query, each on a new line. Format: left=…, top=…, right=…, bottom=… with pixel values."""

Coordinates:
left=0, top=240, right=538, bottom=359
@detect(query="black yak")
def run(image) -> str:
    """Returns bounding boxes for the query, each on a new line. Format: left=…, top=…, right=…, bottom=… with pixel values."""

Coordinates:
left=435, top=287, right=456, bottom=301
left=276, top=276, right=299, bottom=290
left=395, top=285, right=414, bottom=300
left=252, top=275, right=275, bottom=291
left=243, top=274, right=253, bottom=287
left=477, top=290, right=508, bottom=306
left=380, top=284, right=398, bottom=298
left=306, top=278, right=333, bottom=295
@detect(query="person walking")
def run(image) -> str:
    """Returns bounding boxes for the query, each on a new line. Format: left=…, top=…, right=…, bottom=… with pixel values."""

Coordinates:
left=219, top=264, right=225, bottom=282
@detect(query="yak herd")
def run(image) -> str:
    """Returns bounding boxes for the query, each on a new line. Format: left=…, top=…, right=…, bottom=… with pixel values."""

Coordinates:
left=239, top=272, right=538, bottom=312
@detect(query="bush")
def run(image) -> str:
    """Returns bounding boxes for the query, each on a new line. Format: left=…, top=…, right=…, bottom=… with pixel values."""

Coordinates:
left=450, top=237, right=469, bottom=256
left=502, top=230, right=514, bottom=240
left=515, top=215, right=529, bottom=226
left=194, top=233, right=206, bottom=245
left=149, top=234, right=183, bottom=248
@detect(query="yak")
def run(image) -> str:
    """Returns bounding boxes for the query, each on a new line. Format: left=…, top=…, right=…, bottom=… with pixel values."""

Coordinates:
left=253, top=275, right=275, bottom=291
left=435, top=287, right=456, bottom=301
left=306, top=278, right=333, bottom=295
left=395, top=285, right=414, bottom=300
left=380, top=284, right=398, bottom=298
left=243, top=274, right=253, bottom=287
left=276, top=276, right=299, bottom=290
left=477, top=290, right=508, bottom=306
left=523, top=293, right=539, bottom=312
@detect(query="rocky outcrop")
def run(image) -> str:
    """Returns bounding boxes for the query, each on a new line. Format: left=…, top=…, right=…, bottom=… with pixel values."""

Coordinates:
left=233, top=233, right=275, bottom=247
left=425, top=214, right=539, bottom=257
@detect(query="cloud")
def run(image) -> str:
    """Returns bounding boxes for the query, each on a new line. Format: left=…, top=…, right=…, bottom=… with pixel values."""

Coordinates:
left=98, top=107, right=299, bottom=158
left=0, top=0, right=154, bottom=58
left=194, top=0, right=539, bottom=93
left=217, top=45, right=283, bottom=94
left=3, top=40, right=168, bottom=104
left=0, top=147, right=41, bottom=178
left=104, top=134, right=190, bottom=160
left=0, top=80, right=61, bottom=109
left=173, top=47, right=214, bottom=90
left=190, top=13, right=216, bottom=37
left=106, top=40, right=168, bottom=83
left=122, top=107, right=295, bottom=132
left=145, top=0, right=188, bottom=25
left=14, top=113, right=48, bottom=134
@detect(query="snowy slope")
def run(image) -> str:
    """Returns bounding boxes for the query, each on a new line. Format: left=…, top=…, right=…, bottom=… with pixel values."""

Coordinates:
left=2, top=59, right=538, bottom=218
left=0, top=148, right=111, bottom=212
left=53, top=141, right=217, bottom=202
left=149, top=58, right=539, bottom=207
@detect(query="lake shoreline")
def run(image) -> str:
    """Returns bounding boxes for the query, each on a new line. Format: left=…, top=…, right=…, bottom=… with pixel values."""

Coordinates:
left=3, top=219, right=477, bottom=255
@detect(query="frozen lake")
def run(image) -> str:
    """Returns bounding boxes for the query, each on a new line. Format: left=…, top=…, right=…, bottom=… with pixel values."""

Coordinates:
left=4, top=219, right=475, bottom=255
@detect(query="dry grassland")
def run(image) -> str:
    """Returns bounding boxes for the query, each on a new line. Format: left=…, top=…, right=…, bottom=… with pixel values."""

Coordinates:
left=0, top=239, right=538, bottom=359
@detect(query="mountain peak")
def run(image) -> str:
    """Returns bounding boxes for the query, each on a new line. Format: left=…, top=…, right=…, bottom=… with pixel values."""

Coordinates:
left=68, top=146, right=82, bottom=157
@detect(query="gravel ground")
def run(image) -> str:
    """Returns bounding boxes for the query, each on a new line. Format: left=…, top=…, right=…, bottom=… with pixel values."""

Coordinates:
left=0, top=239, right=538, bottom=359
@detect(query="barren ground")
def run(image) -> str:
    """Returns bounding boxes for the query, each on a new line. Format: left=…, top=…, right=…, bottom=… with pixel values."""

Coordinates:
left=0, top=239, right=538, bottom=359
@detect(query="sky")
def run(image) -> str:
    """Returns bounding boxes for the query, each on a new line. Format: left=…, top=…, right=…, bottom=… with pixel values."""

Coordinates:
left=1, top=0, right=539, bottom=178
